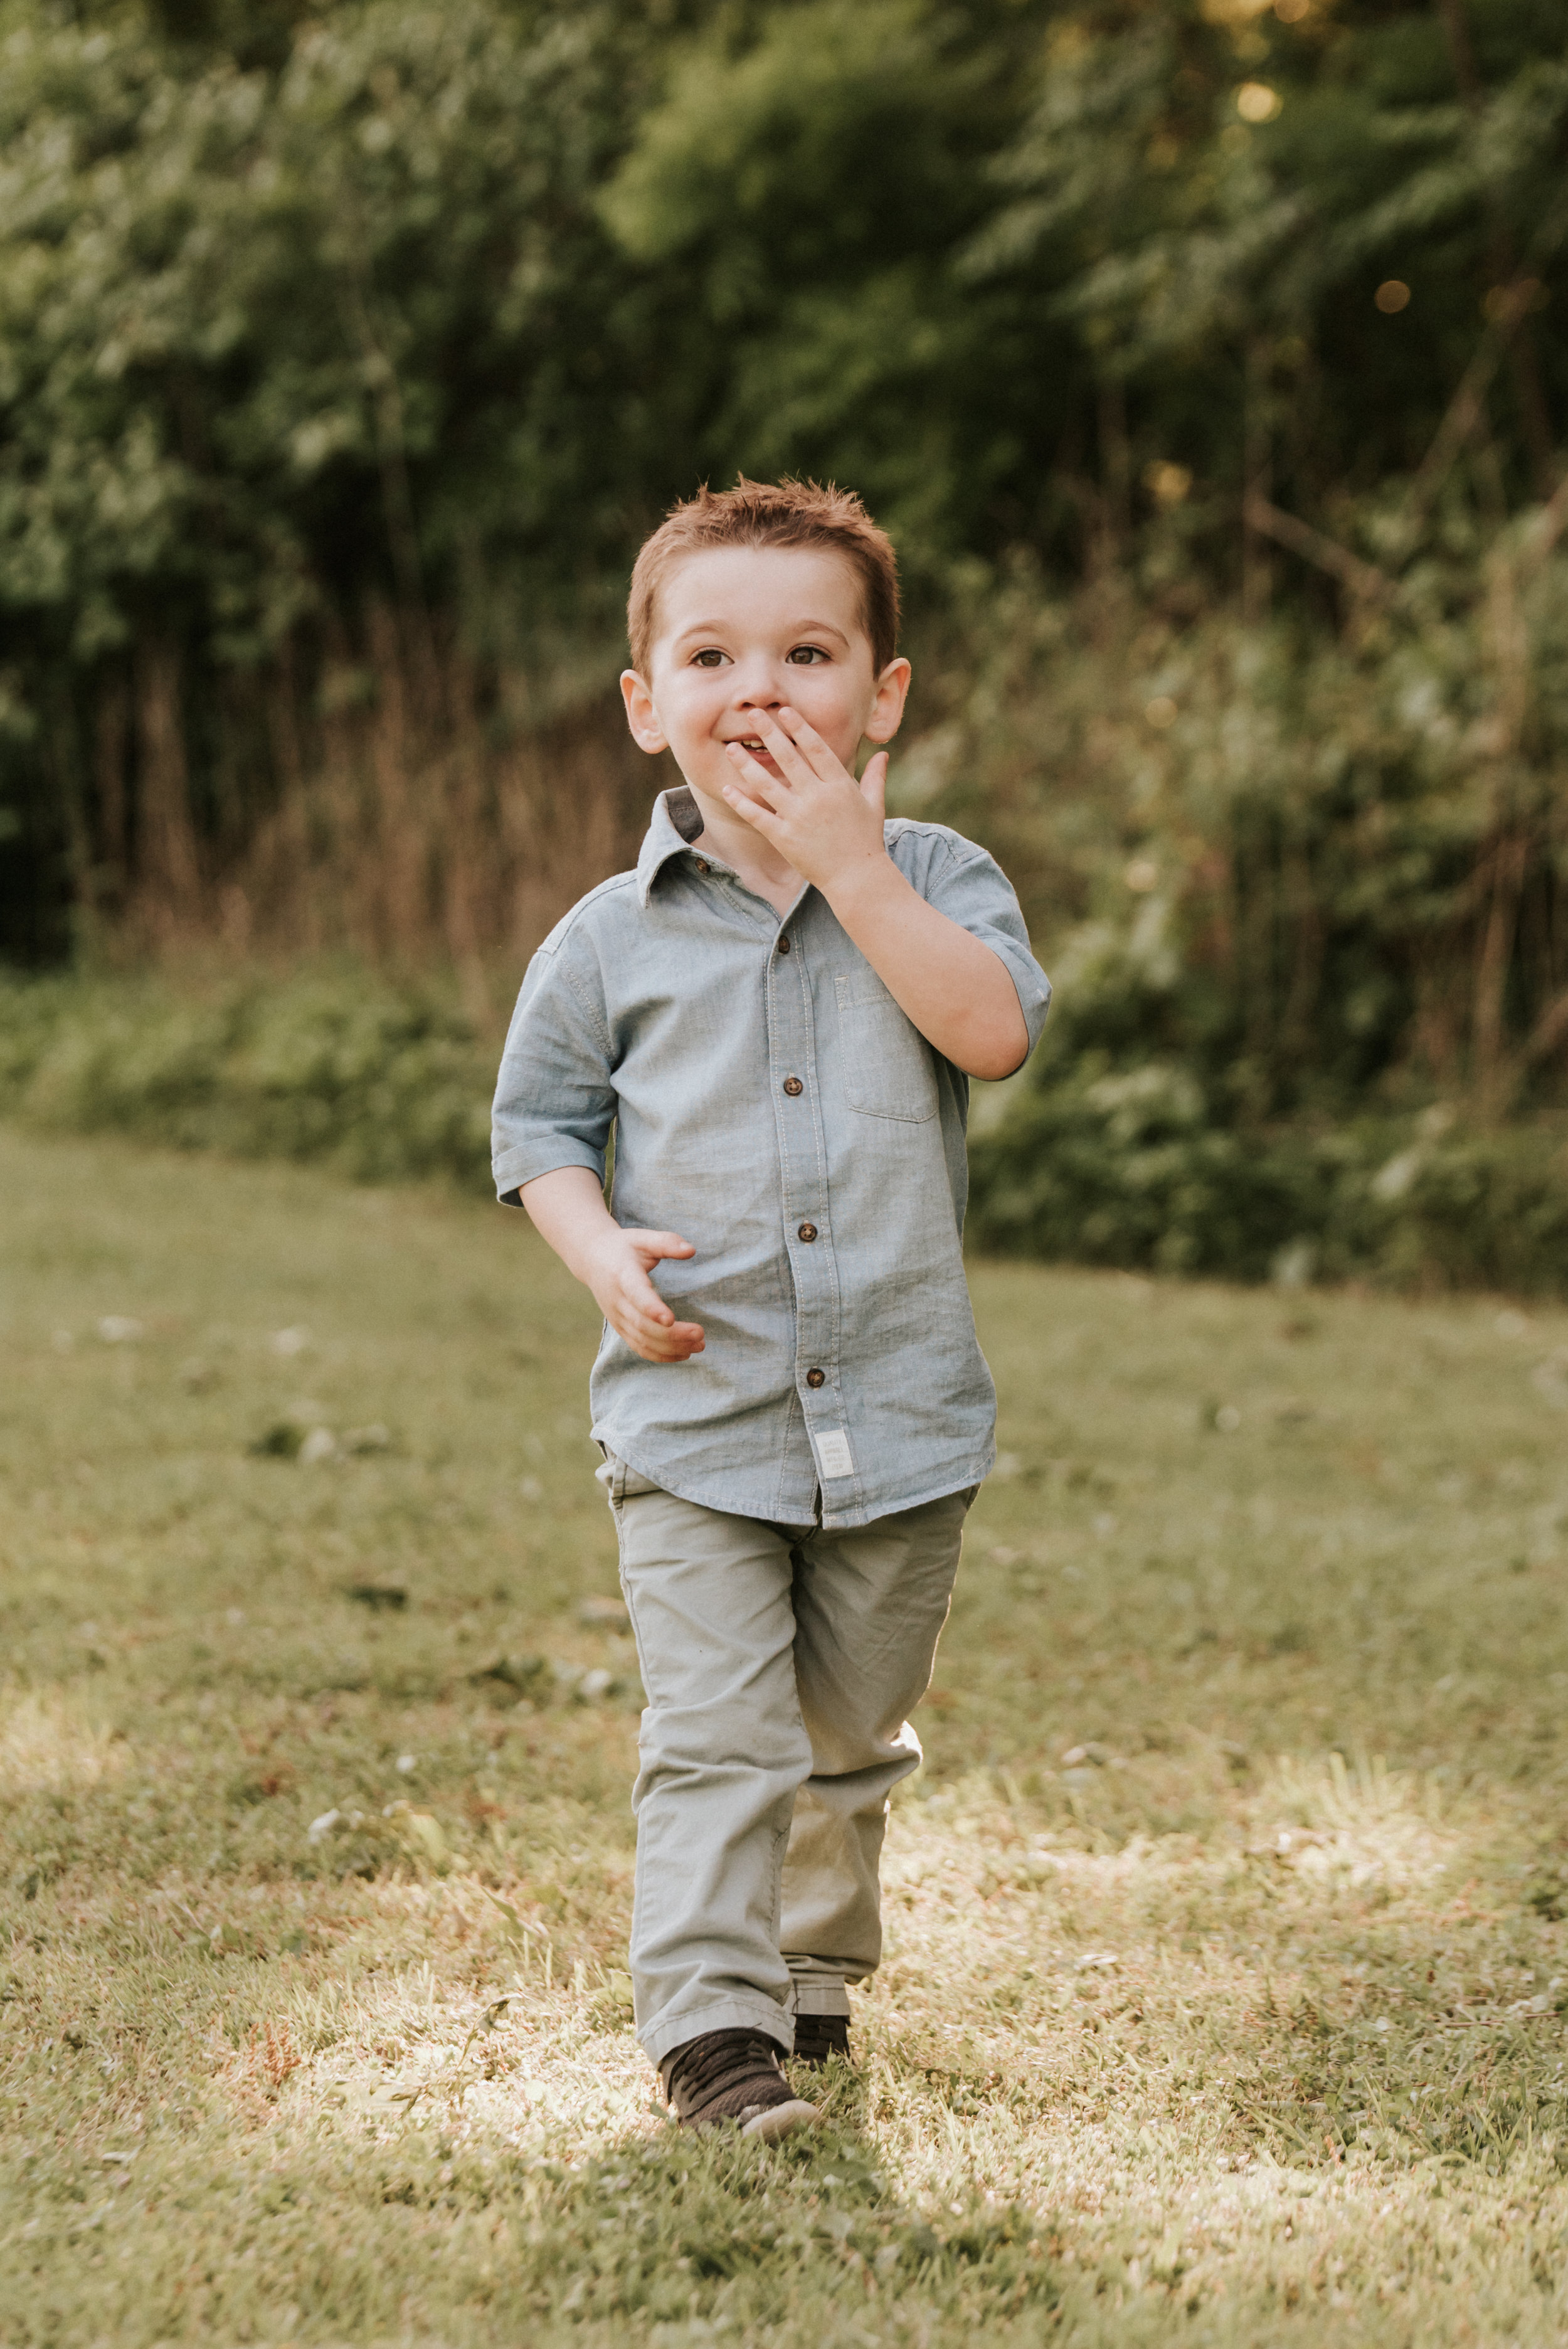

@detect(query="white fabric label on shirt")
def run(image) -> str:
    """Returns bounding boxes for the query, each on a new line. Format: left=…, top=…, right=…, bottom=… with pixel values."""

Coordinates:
left=814, top=1428, right=854, bottom=1480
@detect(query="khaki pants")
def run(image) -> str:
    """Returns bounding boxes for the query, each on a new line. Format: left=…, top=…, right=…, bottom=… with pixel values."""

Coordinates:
left=601, top=1455, right=970, bottom=2065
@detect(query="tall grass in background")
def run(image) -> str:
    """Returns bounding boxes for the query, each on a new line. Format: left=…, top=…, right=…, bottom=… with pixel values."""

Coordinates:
left=78, top=610, right=652, bottom=1021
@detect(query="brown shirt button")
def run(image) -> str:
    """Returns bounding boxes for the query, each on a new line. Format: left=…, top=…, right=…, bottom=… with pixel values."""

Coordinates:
left=805, top=1367, right=825, bottom=1389
left=782, top=1076, right=803, bottom=1096
left=776, top=935, right=792, bottom=953
left=694, top=857, right=710, bottom=874
left=797, top=1222, right=818, bottom=1243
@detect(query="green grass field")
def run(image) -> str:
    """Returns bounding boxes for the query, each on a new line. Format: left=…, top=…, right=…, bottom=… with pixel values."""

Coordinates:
left=4, top=1123, right=1568, bottom=2346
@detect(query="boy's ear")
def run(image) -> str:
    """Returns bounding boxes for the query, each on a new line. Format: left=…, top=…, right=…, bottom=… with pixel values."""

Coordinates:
left=862, top=656, right=912, bottom=746
left=620, top=669, right=667, bottom=755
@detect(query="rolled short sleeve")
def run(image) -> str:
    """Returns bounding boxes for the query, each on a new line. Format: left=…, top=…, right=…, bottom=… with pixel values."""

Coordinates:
left=893, top=825, right=1052, bottom=1069
left=490, top=922, right=617, bottom=1206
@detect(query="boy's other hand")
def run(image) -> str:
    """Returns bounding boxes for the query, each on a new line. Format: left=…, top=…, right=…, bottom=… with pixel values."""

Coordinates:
left=720, top=707, right=889, bottom=894
left=586, top=1227, right=706, bottom=1363
left=517, top=1168, right=706, bottom=1362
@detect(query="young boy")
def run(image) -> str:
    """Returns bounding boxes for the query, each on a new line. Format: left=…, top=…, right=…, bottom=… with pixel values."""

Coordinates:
left=491, top=479, right=1050, bottom=2140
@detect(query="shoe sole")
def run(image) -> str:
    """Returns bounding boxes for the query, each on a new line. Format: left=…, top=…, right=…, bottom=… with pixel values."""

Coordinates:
left=739, top=2097, right=820, bottom=2142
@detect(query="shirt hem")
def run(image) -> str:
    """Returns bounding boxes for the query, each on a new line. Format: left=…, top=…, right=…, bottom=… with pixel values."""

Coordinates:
left=591, top=1424, right=994, bottom=1531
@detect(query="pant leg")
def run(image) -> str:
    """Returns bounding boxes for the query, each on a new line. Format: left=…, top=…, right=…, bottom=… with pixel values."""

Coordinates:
left=608, top=1459, right=812, bottom=2065
left=780, top=1488, right=970, bottom=1983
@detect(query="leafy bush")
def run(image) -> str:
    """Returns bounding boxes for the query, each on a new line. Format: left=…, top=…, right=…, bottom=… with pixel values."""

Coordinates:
left=0, top=967, right=494, bottom=1189
left=4, top=965, right=1566, bottom=1292
left=966, top=921, right=1568, bottom=1296
left=970, top=1063, right=1568, bottom=1296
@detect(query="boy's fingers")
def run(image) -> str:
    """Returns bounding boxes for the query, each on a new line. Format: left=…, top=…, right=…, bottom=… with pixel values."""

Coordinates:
left=627, top=1321, right=704, bottom=1362
left=606, top=1288, right=703, bottom=1359
left=618, top=1305, right=676, bottom=1347
left=756, top=709, right=839, bottom=794
left=773, top=707, right=839, bottom=782
left=859, top=750, right=889, bottom=816
left=723, top=744, right=786, bottom=807
left=751, top=711, right=815, bottom=784
left=721, top=783, right=785, bottom=836
left=633, top=1230, right=696, bottom=1262
left=623, top=1274, right=675, bottom=1328
left=617, top=1275, right=703, bottom=1336
left=605, top=1231, right=700, bottom=1343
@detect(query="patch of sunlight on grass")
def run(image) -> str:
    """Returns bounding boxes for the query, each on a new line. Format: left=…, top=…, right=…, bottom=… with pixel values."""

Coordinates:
left=1261, top=1751, right=1456, bottom=1890
left=268, top=1954, right=654, bottom=2161
left=0, top=1692, right=127, bottom=1798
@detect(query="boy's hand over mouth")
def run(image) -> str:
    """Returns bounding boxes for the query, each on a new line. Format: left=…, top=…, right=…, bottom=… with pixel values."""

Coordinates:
left=720, top=706, right=1030, bottom=1081
left=721, top=707, right=889, bottom=894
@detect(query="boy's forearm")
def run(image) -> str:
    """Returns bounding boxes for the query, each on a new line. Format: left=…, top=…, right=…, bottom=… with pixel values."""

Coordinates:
left=824, top=859, right=1030, bottom=1081
left=517, top=1165, right=618, bottom=1283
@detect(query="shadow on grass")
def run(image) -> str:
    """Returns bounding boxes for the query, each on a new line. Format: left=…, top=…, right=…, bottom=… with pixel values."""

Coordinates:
left=508, top=2087, right=1060, bottom=2340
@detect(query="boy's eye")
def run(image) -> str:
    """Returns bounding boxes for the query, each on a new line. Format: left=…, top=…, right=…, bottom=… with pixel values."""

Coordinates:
left=786, top=645, right=829, bottom=665
left=691, top=649, right=729, bottom=669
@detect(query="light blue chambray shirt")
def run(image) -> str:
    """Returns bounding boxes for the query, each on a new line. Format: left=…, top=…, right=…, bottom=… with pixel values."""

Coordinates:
left=491, top=785, right=1051, bottom=1529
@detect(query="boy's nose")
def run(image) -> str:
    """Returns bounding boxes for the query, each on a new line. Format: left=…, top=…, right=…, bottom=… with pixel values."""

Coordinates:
left=730, top=659, right=787, bottom=709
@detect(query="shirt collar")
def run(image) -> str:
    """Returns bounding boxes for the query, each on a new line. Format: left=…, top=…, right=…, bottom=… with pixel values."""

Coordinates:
left=637, top=785, right=724, bottom=906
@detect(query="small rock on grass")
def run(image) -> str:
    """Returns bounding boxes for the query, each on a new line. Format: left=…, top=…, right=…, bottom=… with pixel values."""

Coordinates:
left=579, top=1595, right=629, bottom=1628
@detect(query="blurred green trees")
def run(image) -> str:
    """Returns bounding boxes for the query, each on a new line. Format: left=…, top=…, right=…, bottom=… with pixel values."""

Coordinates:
left=9, top=0, right=1560, bottom=652
left=1, top=0, right=1565, bottom=1276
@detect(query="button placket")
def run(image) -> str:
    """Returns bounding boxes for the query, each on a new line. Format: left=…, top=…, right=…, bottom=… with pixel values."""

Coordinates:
left=764, top=916, right=845, bottom=1493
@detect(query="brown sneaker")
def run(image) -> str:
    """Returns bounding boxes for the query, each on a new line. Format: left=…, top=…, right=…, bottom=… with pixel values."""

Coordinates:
left=660, top=2028, right=820, bottom=2141
left=791, top=2012, right=850, bottom=2069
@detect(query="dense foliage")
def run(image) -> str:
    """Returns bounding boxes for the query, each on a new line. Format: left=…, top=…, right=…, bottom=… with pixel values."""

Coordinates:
left=3, top=0, right=1564, bottom=660
left=1, top=0, right=1565, bottom=1276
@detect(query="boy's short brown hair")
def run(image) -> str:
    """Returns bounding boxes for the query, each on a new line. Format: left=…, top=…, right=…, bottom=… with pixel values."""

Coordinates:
left=627, top=477, right=901, bottom=678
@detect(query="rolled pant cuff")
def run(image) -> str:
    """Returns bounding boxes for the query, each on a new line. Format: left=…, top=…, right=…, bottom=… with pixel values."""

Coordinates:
left=640, top=1995, right=793, bottom=2069
left=789, top=1980, right=852, bottom=2018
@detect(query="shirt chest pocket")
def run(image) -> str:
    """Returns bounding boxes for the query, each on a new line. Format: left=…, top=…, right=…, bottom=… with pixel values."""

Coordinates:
left=834, top=973, right=940, bottom=1123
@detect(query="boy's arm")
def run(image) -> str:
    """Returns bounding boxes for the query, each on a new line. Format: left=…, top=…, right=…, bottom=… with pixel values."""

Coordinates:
left=818, top=860, right=1028, bottom=1079
left=493, top=930, right=704, bottom=1365
left=519, top=1166, right=706, bottom=1364
left=721, top=711, right=1032, bottom=1080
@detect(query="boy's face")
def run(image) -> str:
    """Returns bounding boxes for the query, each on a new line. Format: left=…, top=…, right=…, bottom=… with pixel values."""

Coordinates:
left=620, top=546, right=909, bottom=817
